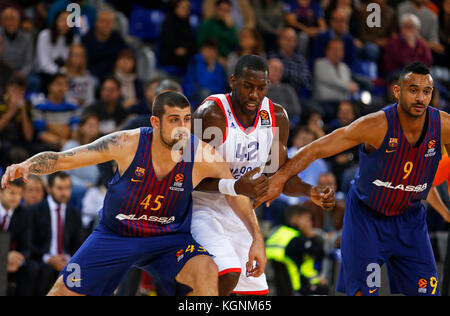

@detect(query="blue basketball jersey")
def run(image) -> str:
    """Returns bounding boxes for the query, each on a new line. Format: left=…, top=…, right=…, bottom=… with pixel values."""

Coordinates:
left=99, top=127, right=198, bottom=237
left=353, top=104, right=442, bottom=216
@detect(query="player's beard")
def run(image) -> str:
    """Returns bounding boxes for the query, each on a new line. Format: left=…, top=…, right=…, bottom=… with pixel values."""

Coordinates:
left=160, top=124, right=189, bottom=151
left=400, top=96, right=427, bottom=118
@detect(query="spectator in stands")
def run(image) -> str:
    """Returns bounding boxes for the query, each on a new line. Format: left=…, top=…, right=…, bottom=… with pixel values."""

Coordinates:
left=84, top=77, right=128, bottom=135
left=23, top=175, right=46, bottom=208
left=35, top=10, right=81, bottom=88
left=253, top=0, right=285, bottom=53
left=123, top=78, right=182, bottom=130
left=266, top=58, right=302, bottom=124
left=313, top=38, right=359, bottom=115
left=383, top=13, right=433, bottom=78
left=268, top=27, right=311, bottom=94
left=288, top=126, right=328, bottom=185
left=325, top=0, right=362, bottom=41
left=225, top=27, right=265, bottom=79
left=47, top=0, right=97, bottom=36
left=32, top=73, right=80, bottom=151
left=62, top=112, right=100, bottom=190
left=202, top=0, right=256, bottom=30
left=125, top=78, right=162, bottom=117
left=158, top=0, right=197, bottom=70
left=183, top=38, right=227, bottom=109
left=284, top=0, right=327, bottom=57
left=0, top=34, right=13, bottom=96
left=304, top=107, right=326, bottom=138
left=326, top=100, right=358, bottom=133
left=0, top=74, right=33, bottom=169
left=265, top=205, right=327, bottom=296
left=311, top=8, right=357, bottom=68
left=398, top=0, right=445, bottom=55
left=82, top=5, right=127, bottom=80
left=113, top=49, right=144, bottom=111
left=0, top=7, right=33, bottom=76
left=1, top=178, right=35, bottom=296
left=197, top=0, right=239, bottom=65
left=437, top=0, right=450, bottom=66
left=359, top=0, right=396, bottom=52
left=29, top=171, right=84, bottom=296
left=61, top=44, right=96, bottom=108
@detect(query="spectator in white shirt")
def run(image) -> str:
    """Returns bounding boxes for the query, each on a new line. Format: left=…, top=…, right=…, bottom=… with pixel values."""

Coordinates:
left=35, top=10, right=81, bottom=88
left=61, top=44, right=96, bottom=107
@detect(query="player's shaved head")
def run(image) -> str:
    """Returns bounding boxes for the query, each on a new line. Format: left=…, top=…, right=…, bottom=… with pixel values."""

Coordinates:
left=152, top=91, right=191, bottom=119
left=399, top=62, right=431, bottom=84
left=233, top=54, right=268, bottom=80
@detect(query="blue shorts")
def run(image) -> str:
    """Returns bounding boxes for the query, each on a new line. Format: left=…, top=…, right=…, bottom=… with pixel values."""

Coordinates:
left=59, top=223, right=211, bottom=296
left=336, top=186, right=439, bottom=296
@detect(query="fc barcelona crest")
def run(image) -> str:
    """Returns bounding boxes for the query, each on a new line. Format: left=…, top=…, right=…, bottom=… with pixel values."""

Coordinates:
left=135, top=167, right=146, bottom=178
left=388, top=138, right=398, bottom=148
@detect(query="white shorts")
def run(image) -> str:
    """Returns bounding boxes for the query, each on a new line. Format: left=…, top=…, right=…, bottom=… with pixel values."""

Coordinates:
left=191, top=210, right=269, bottom=295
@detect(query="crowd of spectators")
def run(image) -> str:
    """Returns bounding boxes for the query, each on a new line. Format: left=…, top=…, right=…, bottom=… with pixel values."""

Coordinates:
left=0, top=0, right=449, bottom=296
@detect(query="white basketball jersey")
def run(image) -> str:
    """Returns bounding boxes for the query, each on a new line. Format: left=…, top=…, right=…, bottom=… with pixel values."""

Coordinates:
left=193, top=93, right=277, bottom=221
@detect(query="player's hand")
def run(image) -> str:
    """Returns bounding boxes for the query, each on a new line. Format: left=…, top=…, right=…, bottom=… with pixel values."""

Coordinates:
left=246, top=237, right=266, bottom=278
left=311, top=185, right=335, bottom=211
left=253, top=174, right=285, bottom=208
left=1, top=162, right=31, bottom=189
left=235, top=167, right=268, bottom=199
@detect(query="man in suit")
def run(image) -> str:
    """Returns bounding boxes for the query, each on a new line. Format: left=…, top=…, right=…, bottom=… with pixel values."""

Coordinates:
left=0, top=178, right=35, bottom=295
left=29, top=171, right=84, bottom=296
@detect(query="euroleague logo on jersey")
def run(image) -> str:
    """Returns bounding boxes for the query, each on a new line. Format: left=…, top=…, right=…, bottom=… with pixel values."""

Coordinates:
left=260, top=110, right=271, bottom=126
left=170, top=173, right=185, bottom=192
left=425, top=139, right=437, bottom=158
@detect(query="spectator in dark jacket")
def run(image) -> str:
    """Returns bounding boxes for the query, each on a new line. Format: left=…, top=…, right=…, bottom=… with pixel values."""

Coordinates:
left=268, top=27, right=311, bottom=93
left=29, top=172, right=84, bottom=296
left=159, top=0, right=197, bottom=69
left=0, top=179, right=36, bottom=296
left=182, top=39, right=226, bottom=109
left=82, top=6, right=127, bottom=80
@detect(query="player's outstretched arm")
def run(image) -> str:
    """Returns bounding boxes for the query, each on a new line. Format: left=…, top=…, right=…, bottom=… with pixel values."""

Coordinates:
left=192, top=140, right=266, bottom=277
left=265, top=103, right=335, bottom=209
left=255, top=111, right=387, bottom=207
left=1, top=129, right=139, bottom=188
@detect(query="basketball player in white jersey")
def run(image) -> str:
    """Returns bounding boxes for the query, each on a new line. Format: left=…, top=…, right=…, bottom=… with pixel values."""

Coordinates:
left=191, top=55, right=335, bottom=296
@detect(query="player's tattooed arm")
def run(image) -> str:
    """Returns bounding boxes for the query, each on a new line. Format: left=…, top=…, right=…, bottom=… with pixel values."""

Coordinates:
left=1, top=130, right=138, bottom=188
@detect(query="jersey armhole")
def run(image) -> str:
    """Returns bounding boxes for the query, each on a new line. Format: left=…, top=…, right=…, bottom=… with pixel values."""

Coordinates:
left=269, top=99, right=277, bottom=138
left=203, top=96, right=228, bottom=145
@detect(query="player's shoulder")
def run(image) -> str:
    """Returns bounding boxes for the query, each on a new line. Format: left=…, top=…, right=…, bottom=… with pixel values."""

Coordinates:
left=438, top=108, right=450, bottom=124
left=193, top=98, right=226, bottom=122
left=352, top=110, right=387, bottom=129
left=271, top=102, right=289, bottom=123
left=115, top=128, right=142, bottom=148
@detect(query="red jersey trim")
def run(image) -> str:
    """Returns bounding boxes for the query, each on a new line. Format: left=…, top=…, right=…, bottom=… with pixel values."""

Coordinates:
left=232, top=289, right=270, bottom=295
left=218, top=268, right=242, bottom=276
left=268, top=99, right=277, bottom=138
left=203, top=96, right=228, bottom=144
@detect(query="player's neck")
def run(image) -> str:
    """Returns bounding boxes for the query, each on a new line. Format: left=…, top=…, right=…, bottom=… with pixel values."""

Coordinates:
left=397, top=104, right=427, bottom=142
left=151, top=133, right=181, bottom=168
